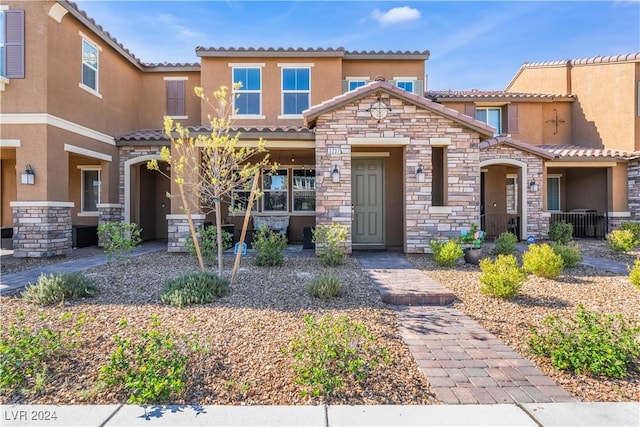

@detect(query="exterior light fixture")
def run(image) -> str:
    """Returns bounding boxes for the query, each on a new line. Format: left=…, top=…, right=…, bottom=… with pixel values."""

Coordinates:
left=529, top=179, right=538, bottom=192
left=20, top=164, right=35, bottom=185
left=331, top=164, right=340, bottom=183
left=416, top=164, right=425, bottom=183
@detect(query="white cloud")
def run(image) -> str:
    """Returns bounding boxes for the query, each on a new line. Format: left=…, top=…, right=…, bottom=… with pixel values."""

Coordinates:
left=370, top=6, right=421, bottom=26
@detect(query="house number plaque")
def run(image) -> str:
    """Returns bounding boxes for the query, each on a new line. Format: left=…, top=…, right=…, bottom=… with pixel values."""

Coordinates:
left=327, top=147, right=341, bottom=155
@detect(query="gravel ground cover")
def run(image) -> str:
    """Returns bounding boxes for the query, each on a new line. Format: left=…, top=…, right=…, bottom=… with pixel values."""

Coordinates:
left=408, top=241, right=640, bottom=403
left=0, top=253, right=436, bottom=405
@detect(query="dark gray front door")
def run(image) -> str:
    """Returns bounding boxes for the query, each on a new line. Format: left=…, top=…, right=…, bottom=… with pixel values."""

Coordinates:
left=352, top=158, right=384, bottom=246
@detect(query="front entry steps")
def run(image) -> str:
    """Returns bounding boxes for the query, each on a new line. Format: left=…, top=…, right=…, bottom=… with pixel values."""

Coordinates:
left=354, top=251, right=455, bottom=306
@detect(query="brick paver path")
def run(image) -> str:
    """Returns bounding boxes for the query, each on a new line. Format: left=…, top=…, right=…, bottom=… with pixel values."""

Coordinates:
left=354, top=250, right=576, bottom=405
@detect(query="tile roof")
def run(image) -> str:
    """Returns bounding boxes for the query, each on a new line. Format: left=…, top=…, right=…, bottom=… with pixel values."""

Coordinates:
left=522, top=53, right=640, bottom=68
left=541, top=145, right=640, bottom=160
left=303, top=80, right=495, bottom=137
left=196, top=47, right=430, bottom=60
left=479, top=136, right=556, bottom=159
left=426, top=90, right=574, bottom=101
left=116, top=126, right=313, bottom=143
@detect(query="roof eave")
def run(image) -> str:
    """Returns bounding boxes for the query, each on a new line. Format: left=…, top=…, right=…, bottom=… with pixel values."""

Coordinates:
left=343, top=51, right=430, bottom=61
left=196, top=48, right=346, bottom=58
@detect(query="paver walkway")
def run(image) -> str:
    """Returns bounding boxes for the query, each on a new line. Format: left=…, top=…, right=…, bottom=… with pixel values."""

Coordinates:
left=353, top=250, right=576, bottom=405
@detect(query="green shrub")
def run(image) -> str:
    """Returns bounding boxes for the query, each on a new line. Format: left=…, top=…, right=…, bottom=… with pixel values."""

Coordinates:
left=99, top=316, right=197, bottom=403
left=313, top=223, right=348, bottom=266
left=529, top=305, right=640, bottom=378
left=160, top=271, right=228, bottom=307
left=522, top=243, right=564, bottom=278
left=97, top=221, right=142, bottom=262
left=551, top=242, right=583, bottom=269
left=629, top=259, right=640, bottom=290
left=287, top=315, right=391, bottom=397
left=548, top=221, right=574, bottom=245
left=479, top=254, right=527, bottom=299
left=429, top=239, right=463, bottom=267
left=185, top=225, right=232, bottom=266
left=494, top=231, right=518, bottom=255
left=606, top=229, right=637, bottom=253
left=0, top=312, right=81, bottom=392
left=253, top=225, right=287, bottom=266
left=620, top=222, right=640, bottom=244
left=22, top=272, right=96, bottom=306
left=307, top=273, right=343, bottom=300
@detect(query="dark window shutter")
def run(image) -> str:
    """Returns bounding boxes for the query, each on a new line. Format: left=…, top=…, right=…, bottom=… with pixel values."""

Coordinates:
left=464, top=103, right=476, bottom=119
left=166, top=80, right=186, bottom=116
left=507, top=104, right=519, bottom=134
left=5, top=9, right=25, bottom=79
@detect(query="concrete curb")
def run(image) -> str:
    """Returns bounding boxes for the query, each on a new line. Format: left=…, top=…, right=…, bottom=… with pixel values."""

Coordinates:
left=1, top=403, right=638, bottom=427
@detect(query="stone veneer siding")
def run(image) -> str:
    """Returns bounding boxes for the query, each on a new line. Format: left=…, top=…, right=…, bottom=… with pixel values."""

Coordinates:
left=314, top=95, right=484, bottom=254
left=118, top=146, right=166, bottom=206
left=97, top=203, right=124, bottom=246
left=10, top=202, right=73, bottom=258
left=628, top=159, right=640, bottom=222
left=479, top=146, right=547, bottom=239
left=167, top=214, right=205, bottom=252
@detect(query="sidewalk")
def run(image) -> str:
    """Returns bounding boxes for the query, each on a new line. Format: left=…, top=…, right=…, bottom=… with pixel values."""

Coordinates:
left=1, top=402, right=638, bottom=426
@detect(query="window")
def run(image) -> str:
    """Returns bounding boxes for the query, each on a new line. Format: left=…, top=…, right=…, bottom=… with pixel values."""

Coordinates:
left=165, top=79, right=186, bottom=117
left=547, top=176, right=561, bottom=211
left=81, top=38, right=99, bottom=92
left=81, top=168, right=100, bottom=212
left=0, top=8, right=25, bottom=79
left=292, top=169, right=315, bottom=212
left=476, top=108, right=501, bottom=136
left=263, top=169, right=288, bottom=212
left=506, top=175, right=518, bottom=213
left=395, top=80, right=414, bottom=93
left=348, top=79, right=367, bottom=91
left=233, top=67, right=261, bottom=115
left=282, top=68, right=310, bottom=115
left=431, top=146, right=446, bottom=206
left=231, top=175, right=257, bottom=213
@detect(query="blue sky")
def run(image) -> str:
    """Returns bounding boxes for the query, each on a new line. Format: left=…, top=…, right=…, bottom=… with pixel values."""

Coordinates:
left=75, top=1, right=640, bottom=90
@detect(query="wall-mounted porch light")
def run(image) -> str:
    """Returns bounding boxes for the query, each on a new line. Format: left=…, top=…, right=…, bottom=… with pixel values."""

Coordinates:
left=331, top=164, right=340, bottom=183
left=529, top=179, right=538, bottom=192
left=20, top=164, right=35, bottom=185
left=416, top=164, right=425, bottom=183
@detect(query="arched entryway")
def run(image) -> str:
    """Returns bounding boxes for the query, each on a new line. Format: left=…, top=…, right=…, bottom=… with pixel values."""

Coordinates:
left=479, top=159, right=529, bottom=240
left=124, top=155, right=170, bottom=241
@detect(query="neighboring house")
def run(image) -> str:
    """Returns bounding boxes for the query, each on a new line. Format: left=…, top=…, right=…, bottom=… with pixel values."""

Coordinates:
left=0, top=0, right=638, bottom=257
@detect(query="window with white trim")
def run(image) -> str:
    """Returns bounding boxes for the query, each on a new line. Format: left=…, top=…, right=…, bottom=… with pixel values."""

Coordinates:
left=233, top=67, right=261, bottom=115
left=80, top=167, right=100, bottom=212
left=81, top=38, right=99, bottom=92
left=165, top=78, right=186, bottom=118
left=506, top=174, right=518, bottom=213
left=347, top=79, right=367, bottom=91
left=476, top=108, right=501, bottom=136
left=292, top=169, right=315, bottom=212
left=395, top=79, right=414, bottom=93
left=262, top=169, right=288, bottom=212
left=282, top=68, right=309, bottom=115
left=547, top=175, right=561, bottom=211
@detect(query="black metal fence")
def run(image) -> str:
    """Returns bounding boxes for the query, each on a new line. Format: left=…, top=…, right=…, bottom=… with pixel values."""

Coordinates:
left=480, top=213, right=520, bottom=238
left=549, top=210, right=608, bottom=239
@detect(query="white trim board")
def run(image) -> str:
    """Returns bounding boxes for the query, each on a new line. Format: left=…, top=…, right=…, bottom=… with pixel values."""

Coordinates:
left=0, top=113, right=115, bottom=145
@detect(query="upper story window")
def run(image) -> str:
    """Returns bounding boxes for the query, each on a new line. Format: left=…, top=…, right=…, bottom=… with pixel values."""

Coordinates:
left=281, top=67, right=310, bottom=116
left=476, top=107, right=501, bottom=136
left=395, top=80, right=414, bottom=93
left=233, top=67, right=262, bottom=116
left=0, top=8, right=25, bottom=81
left=80, top=34, right=100, bottom=96
left=348, top=79, right=367, bottom=91
left=165, top=77, right=187, bottom=118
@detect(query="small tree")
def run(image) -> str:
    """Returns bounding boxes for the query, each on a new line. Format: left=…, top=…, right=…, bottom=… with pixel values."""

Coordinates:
left=148, top=84, right=276, bottom=278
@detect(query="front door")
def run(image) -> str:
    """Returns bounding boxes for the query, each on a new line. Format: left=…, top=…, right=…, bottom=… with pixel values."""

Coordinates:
left=352, top=158, right=384, bottom=247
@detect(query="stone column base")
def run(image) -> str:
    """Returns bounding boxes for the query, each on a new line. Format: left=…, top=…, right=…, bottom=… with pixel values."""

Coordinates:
left=10, top=201, right=73, bottom=258
left=167, top=214, right=205, bottom=253
left=97, top=203, right=124, bottom=247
